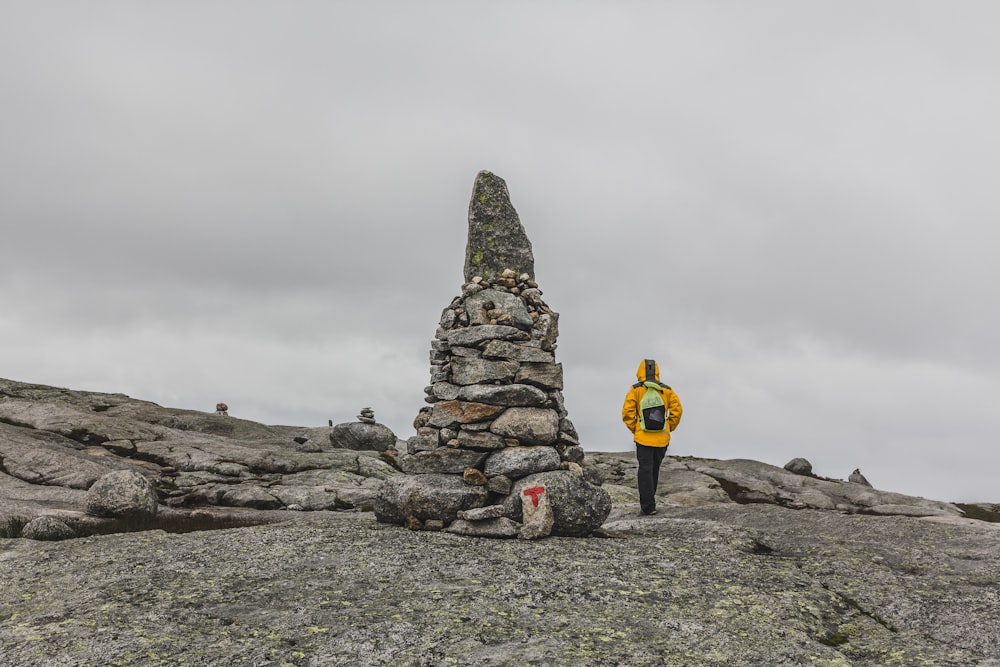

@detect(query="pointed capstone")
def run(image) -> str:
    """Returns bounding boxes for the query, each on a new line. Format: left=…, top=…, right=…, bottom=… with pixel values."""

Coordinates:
left=464, top=171, right=535, bottom=282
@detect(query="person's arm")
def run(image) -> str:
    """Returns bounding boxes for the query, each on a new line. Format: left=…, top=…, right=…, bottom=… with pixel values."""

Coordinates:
left=667, top=389, right=683, bottom=432
left=622, top=388, right=639, bottom=433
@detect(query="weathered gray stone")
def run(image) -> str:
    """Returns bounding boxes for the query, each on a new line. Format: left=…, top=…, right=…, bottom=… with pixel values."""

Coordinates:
left=447, top=325, right=529, bottom=348
left=428, top=401, right=505, bottom=428
left=465, top=289, right=534, bottom=331
left=445, top=517, right=521, bottom=538
left=0, top=422, right=124, bottom=490
left=464, top=171, right=534, bottom=282
left=481, top=340, right=555, bottom=363
left=20, top=515, right=75, bottom=541
left=677, top=458, right=962, bottom=517
left=560, top=445, right=585, bottom=463
left=449, top=358, right=519, bottom=386
left=506, top=471, right=612, bottom=537
left=484, top=446, right=561, bottom=479
left=487, top=475, right=513, bottom=495
left=490, top=408, right=560, bottom=446
left=407, top=435, right=439, bottom=454
left=86, top=470, right=158, bottom=518
left=549, top=391, right=567, bottom=419
left=375, top=473, right=488, bottom=525
left=515, top=362, right=564, bottom=390
left=329, top=422, right=396, bottom=452
left=456, top=430, right=507, bottom=450
left=533, top=312, right=559, bottom=351
left=221, top=485, right=282, bottom=510
left=456, top=384, right=549, bottom=407
left=784, top=458, right=813, bottom=476
left=458, top=505, right=508, bottom=521
left=558, top=431, right=580, bottom=447
left=401, top=449, right=489, bottom=474
left=439, top=308, right=457, bottom=329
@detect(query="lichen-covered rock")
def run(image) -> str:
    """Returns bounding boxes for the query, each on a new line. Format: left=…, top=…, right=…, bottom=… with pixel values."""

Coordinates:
left=401, top=449, right=489, bottom=475
left=221, top=485, right=282, bottom=510
left=506, top=471, right=611, bottom=537
left=329, top=422, right=396, bottom=452
left=456, top=430, right=507, bottom=450
left=428, top=400, right=505, bottom=428
left=515, top=362, right=564, bottom=390
left=375, top=473, right=488, bottom=525
left=481, top=340, right=554, bottom=363
left=489, top=408, right=560, bottom=446
left=464, top=170, right=534, bottom=282
left=445, top=517, right=521, bottom=538
left=449, top=358, right=519, bottom=386
left=484, top=446, right=561, bottom=479
left=456, top=384, right=549, bottom=407
left=20, top=515, right=75, bottom=541
left=85, top=469, right=158, bottom=518
left=447, top=325, right=529, bottom=348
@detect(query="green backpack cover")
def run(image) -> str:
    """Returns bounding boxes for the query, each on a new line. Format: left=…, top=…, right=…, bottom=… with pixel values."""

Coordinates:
left=637, top=381, right=668, bottom=432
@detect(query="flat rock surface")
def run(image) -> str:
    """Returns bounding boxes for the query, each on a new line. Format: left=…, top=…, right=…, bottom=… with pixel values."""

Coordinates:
left=1, top=506, right=998, bottom=666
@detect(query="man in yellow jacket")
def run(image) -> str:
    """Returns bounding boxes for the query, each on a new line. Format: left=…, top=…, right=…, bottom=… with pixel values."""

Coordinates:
left=622, top=359, right=683, bottom=515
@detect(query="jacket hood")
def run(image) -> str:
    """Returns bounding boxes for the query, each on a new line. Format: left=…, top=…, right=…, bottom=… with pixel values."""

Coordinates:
left=636, top=359, right=661, bottom=383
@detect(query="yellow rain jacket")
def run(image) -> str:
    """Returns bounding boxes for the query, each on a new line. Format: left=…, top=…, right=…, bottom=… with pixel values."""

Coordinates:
left=622, top=359, right=682, bottom=448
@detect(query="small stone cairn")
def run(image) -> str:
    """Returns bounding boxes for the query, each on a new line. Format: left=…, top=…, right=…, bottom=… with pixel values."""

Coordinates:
left=375, top=171, right=611, bottom=539
left=329, top=407, right=397, bottom=452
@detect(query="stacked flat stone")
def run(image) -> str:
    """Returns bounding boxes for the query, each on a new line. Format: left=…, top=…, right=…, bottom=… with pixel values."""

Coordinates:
left=375, top=171, right=610, bottom=538
left=358, top=407, right=376, bottom=424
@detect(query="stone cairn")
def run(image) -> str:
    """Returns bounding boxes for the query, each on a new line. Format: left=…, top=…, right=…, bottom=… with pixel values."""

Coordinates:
left=329, top=407, right=397, bottom=453
left=375, top=171, right=611, bottom=539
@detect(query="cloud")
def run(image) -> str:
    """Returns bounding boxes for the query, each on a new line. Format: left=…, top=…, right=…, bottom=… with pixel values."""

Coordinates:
left=2, top=1, right=999, bottom=502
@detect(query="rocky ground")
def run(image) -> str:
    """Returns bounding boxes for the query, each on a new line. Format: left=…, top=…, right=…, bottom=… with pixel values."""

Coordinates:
left=2, top=378, right=1000, bottom=665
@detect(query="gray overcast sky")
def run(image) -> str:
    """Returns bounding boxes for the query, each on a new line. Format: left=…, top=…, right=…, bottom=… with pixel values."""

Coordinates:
left=2, top=2, right=998, bottom=502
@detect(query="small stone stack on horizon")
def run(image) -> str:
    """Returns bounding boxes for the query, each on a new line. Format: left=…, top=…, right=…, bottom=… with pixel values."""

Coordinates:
left=375, top=171, right=611, bottom=539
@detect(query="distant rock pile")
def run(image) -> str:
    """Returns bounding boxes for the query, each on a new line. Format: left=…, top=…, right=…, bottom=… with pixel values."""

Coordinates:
left=375, top=171, right=611, bottom=538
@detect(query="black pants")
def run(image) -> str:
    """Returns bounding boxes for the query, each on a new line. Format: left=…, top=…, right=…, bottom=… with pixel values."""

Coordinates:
left=636, top=444, right=667, bottom=513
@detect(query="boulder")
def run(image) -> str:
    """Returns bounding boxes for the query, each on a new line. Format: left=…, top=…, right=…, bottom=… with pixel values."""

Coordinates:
left=456, top=431, right=508, bottom=450
left=456, top=384, right=549, bottom=408
left=20, top=515, right=75, bottom=541
left=449, top=358, right=519, bottom=386
left=490, top=408, right=560, bottom=445
left=515, top=362, right=563, bottom=391
left=484, top=446, right=561, bottom=479
left=783, top=458, right=813, bottom=476
left=85, top=470, right=159, bottom=518
left=505, top=471, right=612, bottom=537
left=401, top=449, right=489, bottom=474
left=329, top=422, right=396, bottom=452
left=375, top=474, right=488, bottom=525
left=428, top=401, right=505, bottom=428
